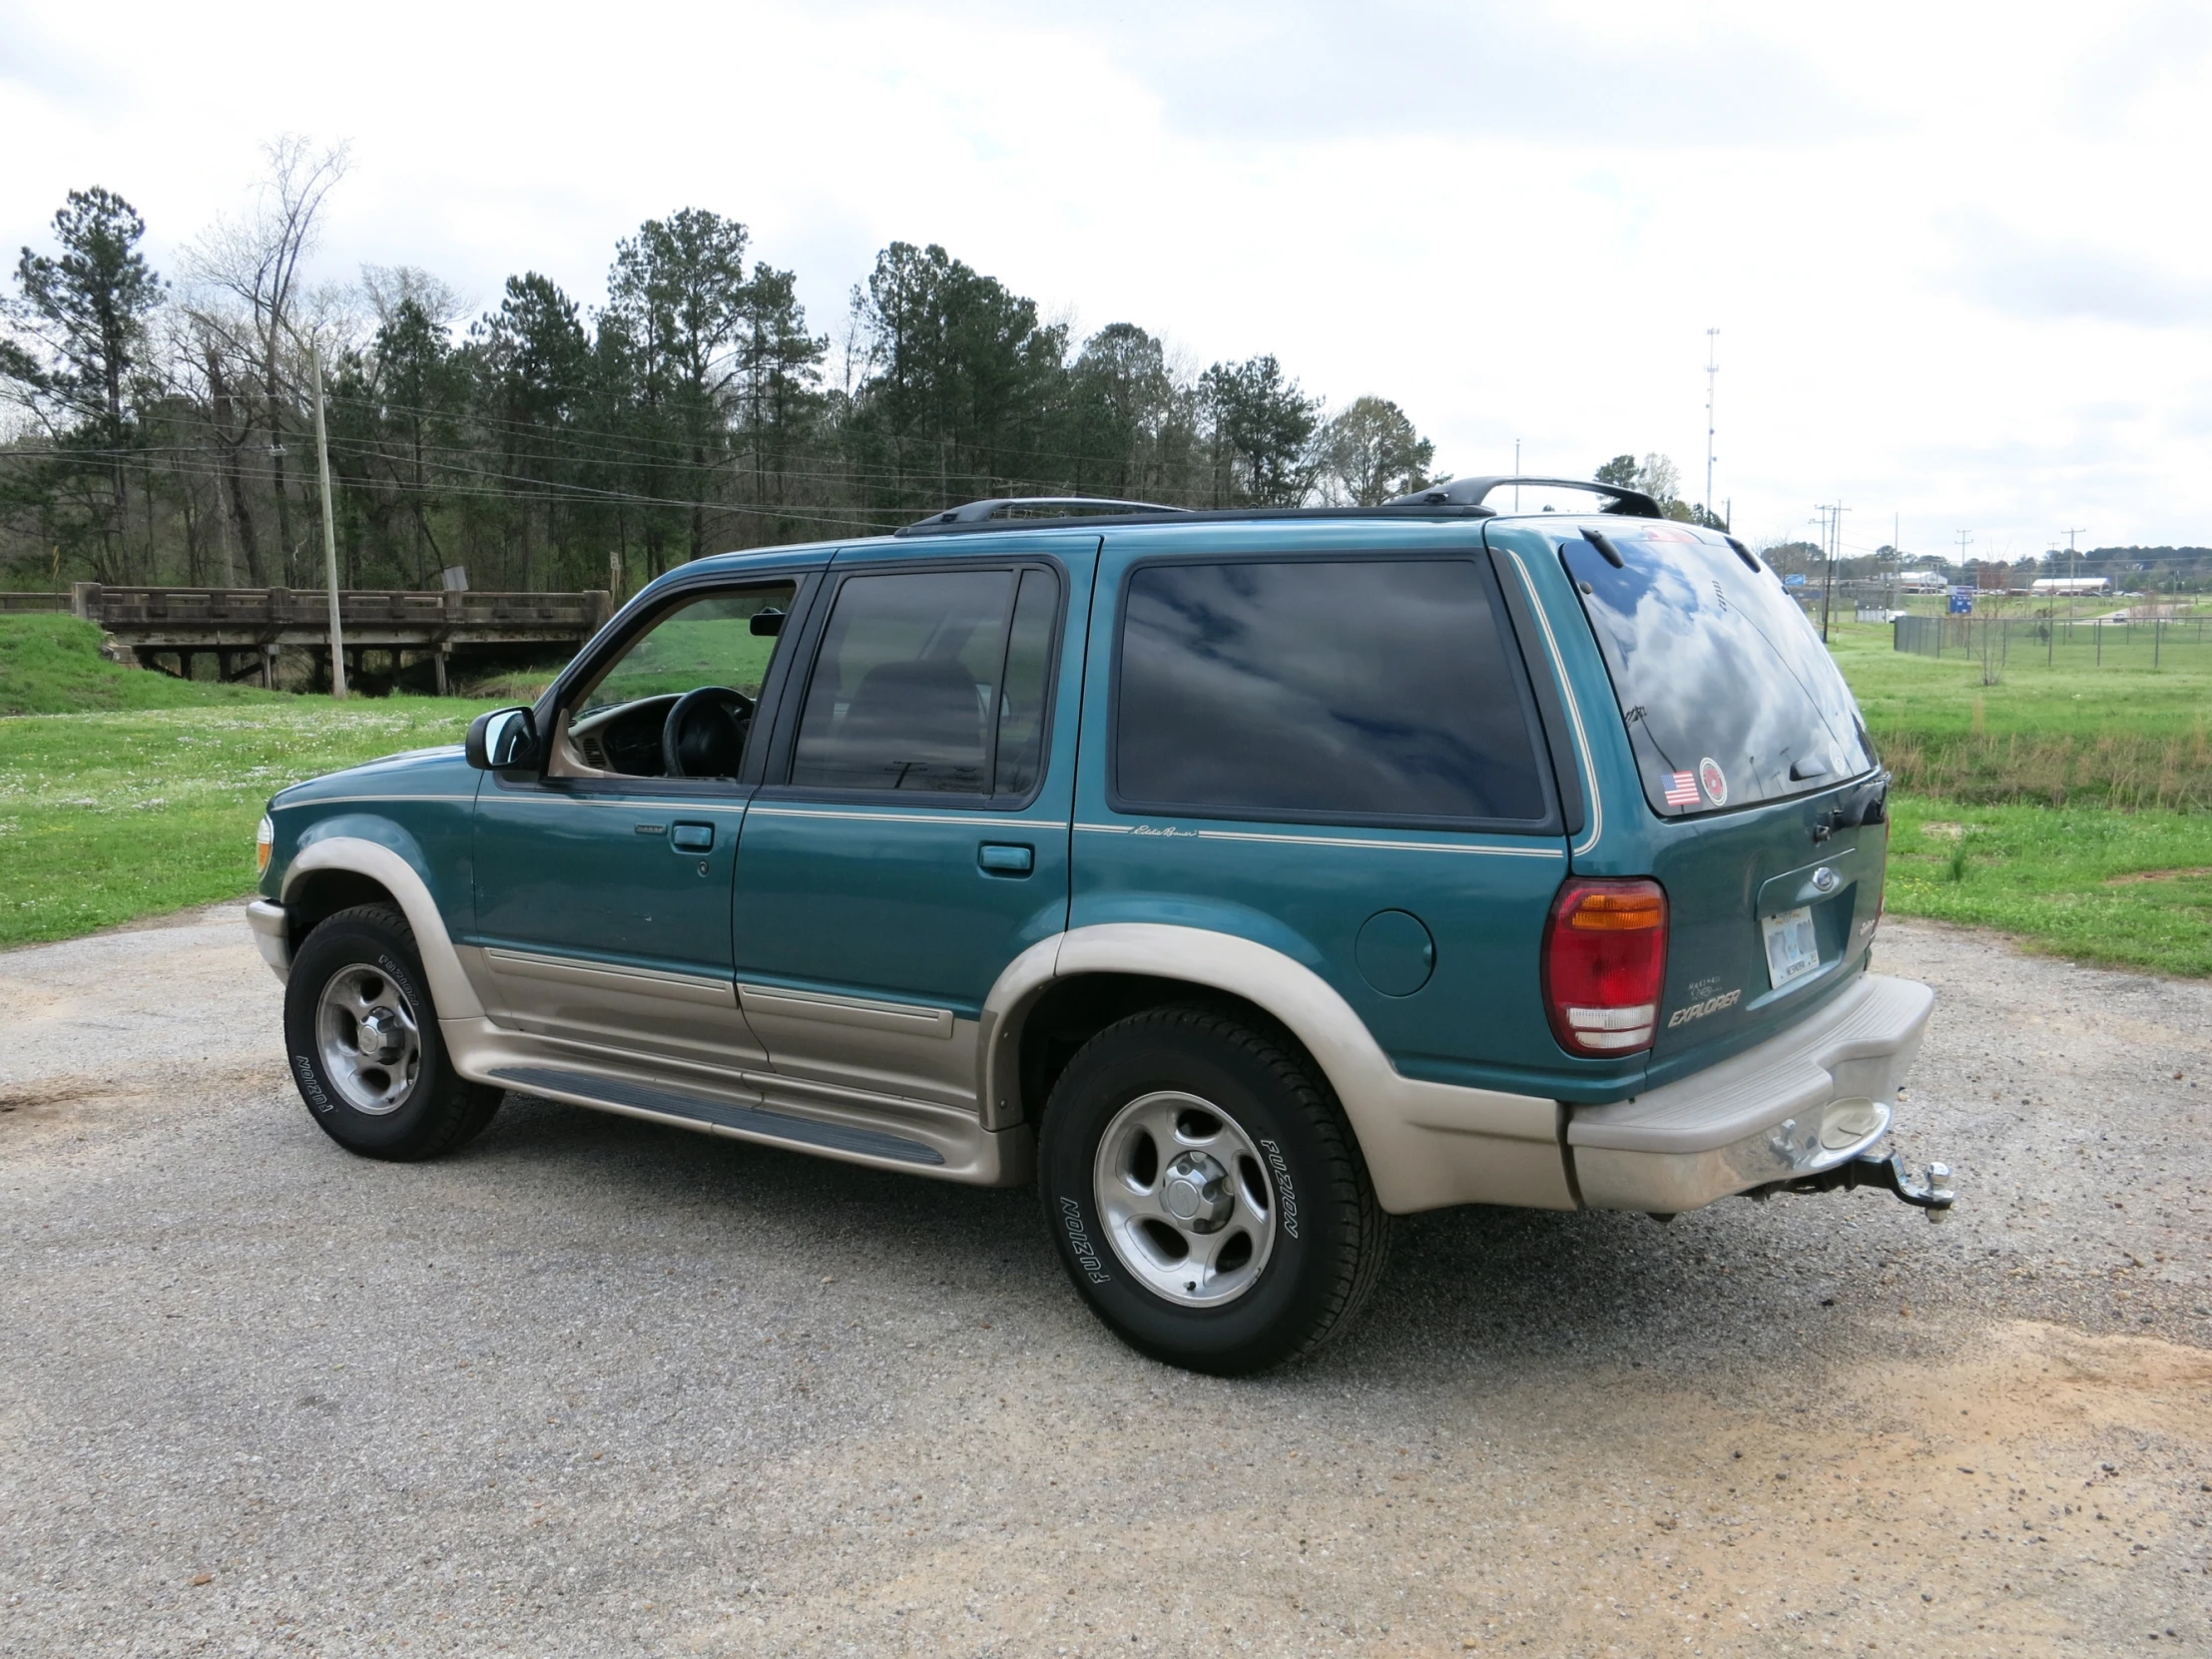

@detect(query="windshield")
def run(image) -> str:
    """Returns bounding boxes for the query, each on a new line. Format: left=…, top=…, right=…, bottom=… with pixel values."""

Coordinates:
left=1559, top=527, right=1876, bottom=816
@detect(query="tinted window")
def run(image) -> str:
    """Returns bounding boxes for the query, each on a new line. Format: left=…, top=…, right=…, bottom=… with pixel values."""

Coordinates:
left=1114, top=559, right=1549, bottom=824
left=791, top=567, right=1058, bottom=797
left=994, top=570, right=1058, bottom=798
left=1560, top=528, right=1877, bottom=816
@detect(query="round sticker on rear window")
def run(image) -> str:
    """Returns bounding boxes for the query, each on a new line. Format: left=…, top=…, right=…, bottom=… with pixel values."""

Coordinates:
left=1698, top=757, right=1729, bottom=806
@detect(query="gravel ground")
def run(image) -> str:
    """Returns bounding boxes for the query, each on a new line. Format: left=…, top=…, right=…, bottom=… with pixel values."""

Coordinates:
left=3, top=908, right=2209, bottom=1658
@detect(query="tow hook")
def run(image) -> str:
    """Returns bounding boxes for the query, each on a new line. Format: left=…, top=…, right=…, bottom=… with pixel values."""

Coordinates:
left=1762, top=1151, right=1957, bottom=1221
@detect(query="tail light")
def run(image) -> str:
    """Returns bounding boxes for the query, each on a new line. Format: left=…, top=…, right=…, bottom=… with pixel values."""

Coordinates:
left=1542, top=878, right=1668, bottom=1056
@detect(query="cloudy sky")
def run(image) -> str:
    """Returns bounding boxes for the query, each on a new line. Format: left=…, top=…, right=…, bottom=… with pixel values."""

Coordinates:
left=5, top=0, right=2208, bottom=556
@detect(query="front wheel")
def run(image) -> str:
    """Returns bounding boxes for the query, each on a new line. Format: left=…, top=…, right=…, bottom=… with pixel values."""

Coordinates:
left=1037, top=1005, right=1390, bottom=1376
left=282, top=903, right=501, bottom=1161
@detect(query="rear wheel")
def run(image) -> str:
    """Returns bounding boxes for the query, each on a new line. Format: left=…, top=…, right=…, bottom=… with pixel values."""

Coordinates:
left=282, top=903, right=501, bottom=1161
left=1036, top=1005, right=1389, bottom=1375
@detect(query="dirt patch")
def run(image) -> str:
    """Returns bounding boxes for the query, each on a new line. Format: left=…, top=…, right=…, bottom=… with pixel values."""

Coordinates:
left=0, top=1076, right=104, bottom=1118
left=711, top=1319, right=2212, bottom=1656
left=2107, top=866, right=2212, bottom=885
left=0, top=1063, right=277, bottom=1150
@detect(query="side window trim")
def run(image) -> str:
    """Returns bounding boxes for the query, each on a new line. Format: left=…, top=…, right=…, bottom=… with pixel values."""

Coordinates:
left=1103, top=547, right=1561, bottom=834
left=760, top=556, right=1067, bottom=811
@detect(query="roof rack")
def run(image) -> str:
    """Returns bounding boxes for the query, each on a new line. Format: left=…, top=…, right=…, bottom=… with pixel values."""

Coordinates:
left=896, top=496, right=1188, bottom=535
left=1384, top=476, right=1663, bottom=519
left=892, top=478, right=1660, bottom=538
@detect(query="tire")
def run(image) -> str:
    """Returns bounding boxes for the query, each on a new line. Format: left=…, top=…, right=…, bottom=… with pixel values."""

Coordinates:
left=1036, top=1004, right=1390, bottom=1376
left=282, top=903, right=502, bottom=1161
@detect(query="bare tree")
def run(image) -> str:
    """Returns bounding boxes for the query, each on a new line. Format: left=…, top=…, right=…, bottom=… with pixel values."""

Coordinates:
left=359, top=265, right=464, bottom=332
left=183, top=136, right=350, bottom=584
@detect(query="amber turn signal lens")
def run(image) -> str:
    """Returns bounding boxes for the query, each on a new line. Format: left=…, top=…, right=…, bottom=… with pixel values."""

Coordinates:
left=256, top=814, right=275, bottom=874
left=1563, top=888, right=1666, bottom=931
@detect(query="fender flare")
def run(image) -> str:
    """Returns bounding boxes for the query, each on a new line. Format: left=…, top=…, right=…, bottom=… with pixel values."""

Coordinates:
left=281, top=835, right=485, bottom=1020
left=977, top=922, right=1566, bottom=1215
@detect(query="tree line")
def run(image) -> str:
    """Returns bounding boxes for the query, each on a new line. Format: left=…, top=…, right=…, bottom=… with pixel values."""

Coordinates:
left=1, top=140, right=1459, bottom=597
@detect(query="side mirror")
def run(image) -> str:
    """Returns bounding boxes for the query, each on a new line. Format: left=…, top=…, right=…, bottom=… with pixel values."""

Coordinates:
left=465, top=706, right=540, bottom=772
left=749, top=608, right=786, bottom=637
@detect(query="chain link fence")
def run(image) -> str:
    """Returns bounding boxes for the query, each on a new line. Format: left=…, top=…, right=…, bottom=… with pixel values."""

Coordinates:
left=1894, top=613, right=2210, bottom=670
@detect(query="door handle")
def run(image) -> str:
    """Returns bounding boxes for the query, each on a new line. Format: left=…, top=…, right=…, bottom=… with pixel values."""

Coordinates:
left=978, top=841, right=1033, bottom=876
left=671, top=822, right=715, bottom=852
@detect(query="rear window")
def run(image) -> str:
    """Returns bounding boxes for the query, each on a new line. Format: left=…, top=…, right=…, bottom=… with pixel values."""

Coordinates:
left=1113, top=557, right=1551, bottom=826
left=1560, top=528, right=1877, bottom=816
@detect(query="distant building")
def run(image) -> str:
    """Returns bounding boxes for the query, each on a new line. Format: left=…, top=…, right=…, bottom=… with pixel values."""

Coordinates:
left=1897, top=570, right=1949, bottom=594
left=2029, top=576, right=2111, bottom=595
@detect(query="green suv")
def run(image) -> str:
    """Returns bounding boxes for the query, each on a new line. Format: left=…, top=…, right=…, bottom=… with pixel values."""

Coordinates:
left=248, top=478, right=1949, bottom=1375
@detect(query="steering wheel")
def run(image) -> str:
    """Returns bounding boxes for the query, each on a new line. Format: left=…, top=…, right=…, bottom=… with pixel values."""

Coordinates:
left=661, top=686, right=755, bottom=779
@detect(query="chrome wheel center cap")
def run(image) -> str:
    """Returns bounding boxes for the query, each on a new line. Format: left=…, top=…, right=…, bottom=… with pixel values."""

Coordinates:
left=356, top=1008, right=403, bottom=1061
left=1160, top=1151, right=1233, bottom=1233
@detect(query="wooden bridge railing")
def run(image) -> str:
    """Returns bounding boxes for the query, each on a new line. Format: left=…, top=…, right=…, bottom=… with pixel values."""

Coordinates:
left=64, top=583, right=616, bottom=693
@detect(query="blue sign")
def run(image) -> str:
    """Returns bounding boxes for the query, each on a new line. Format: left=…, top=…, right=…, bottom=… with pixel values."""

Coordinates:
left=1948, top=588, right=1974, bottom=615
left=1784, top=573, right=1807, bottom=588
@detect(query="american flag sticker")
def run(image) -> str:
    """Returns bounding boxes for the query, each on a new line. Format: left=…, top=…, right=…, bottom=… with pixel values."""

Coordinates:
left=1663, top=771, right=1700, bottom=807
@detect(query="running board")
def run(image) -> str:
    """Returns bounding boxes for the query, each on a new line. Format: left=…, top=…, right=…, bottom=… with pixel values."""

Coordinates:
left=487, top=1064, right=946, bottom=1166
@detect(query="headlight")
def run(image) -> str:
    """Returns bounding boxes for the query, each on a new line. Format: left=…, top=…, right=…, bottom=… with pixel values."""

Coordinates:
left=256, top=814, right=276, bottom=874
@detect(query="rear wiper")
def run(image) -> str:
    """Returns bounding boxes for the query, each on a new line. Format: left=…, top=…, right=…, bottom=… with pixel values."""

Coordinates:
left=1789, top=757, right=1830, bottom=781
left=1581, top=527, right=1625, bottom=568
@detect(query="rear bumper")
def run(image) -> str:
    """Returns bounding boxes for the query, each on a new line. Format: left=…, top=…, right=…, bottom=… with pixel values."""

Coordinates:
left=246, top=899, right=290, bottom=982
left=1565, top=973, right=1936, bottom=1214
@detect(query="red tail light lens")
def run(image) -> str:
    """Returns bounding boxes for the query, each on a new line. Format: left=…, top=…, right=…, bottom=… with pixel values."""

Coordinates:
left=1542, top=878, right=1669, bottom=1056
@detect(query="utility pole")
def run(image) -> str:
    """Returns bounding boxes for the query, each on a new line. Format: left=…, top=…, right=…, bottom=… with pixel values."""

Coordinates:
left=1956, top=528, right=1972, bottom=591
left=1513, top=439, right=1520, bottom=511
left=310, top=343, right=346, bottom=700
left=1810, top=505, right=1830, bottom=627
left=1704, top=328, right=1719, bottom=524
left=1818, top=501, right=1847, bottom=642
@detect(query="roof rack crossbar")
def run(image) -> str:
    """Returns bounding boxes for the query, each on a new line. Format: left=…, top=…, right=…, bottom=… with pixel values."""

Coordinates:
left=897, top=496, right=1189, bottom=534
left=1384, top=475, right=1664, bottom=519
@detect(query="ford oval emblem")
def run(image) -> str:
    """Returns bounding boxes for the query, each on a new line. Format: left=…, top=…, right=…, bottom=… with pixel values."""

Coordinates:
left=1812, top=866, right=1839, bottom=893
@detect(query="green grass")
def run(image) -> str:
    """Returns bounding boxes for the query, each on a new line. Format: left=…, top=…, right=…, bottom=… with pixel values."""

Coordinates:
left=1881, top=797, right=2212, bottom=977
left=0, top=700, right=503, bottom=946
left=1828, top=618, right=2212, bottom=809
left=1822, top=617, right=2212, bottom=974
left=0, top=614, right=287, bottom=716
left=1, top=615, right=502, bottom=945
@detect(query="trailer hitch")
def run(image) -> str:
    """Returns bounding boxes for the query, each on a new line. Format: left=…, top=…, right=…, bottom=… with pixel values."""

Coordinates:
left=1758, top=1151, right=1956, bottom=1221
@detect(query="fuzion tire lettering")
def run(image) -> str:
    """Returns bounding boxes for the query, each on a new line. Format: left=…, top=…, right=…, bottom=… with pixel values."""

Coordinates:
left=1059, top=1196, right=1110, bottom=1283
left=1259, top=1138, right=1299, bottom=1238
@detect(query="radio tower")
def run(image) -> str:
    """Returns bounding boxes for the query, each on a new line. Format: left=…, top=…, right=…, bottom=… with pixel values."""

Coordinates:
left=1704, top=328, right=1719, bottom=526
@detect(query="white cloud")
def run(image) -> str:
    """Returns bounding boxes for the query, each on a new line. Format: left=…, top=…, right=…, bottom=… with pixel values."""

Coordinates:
left=3, top=0, right=2209, bottom=551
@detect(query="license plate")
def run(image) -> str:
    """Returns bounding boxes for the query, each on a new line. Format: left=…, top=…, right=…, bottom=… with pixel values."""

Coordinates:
left=1763, top=905, right=1821, bottom=988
